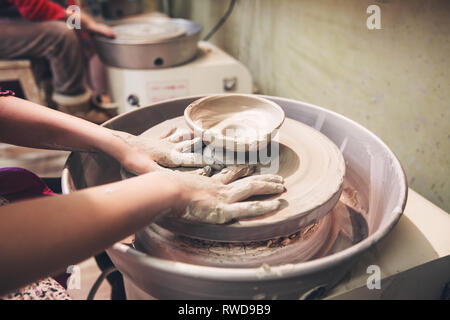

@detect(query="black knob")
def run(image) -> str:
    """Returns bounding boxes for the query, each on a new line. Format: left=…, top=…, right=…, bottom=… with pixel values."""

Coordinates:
left=127, top=94, right=140, bottom=107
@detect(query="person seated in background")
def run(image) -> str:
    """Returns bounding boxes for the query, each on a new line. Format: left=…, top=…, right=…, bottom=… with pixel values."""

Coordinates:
left=0, top=0, right=117, bottom=123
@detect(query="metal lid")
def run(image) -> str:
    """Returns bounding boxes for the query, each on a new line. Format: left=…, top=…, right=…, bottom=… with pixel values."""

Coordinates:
left=95, top=18, right=202, bottom=45
left=113, top=20, right=186, bottom=43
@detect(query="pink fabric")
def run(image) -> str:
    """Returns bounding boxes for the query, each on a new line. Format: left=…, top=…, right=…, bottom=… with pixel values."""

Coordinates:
left=0, top=167, right=55, bottom=203
left=0, top=89, right=15, bottom=96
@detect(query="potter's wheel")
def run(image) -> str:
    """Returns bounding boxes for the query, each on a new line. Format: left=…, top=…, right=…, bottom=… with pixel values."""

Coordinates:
left=134, top=116, right=346, bottom=242
left=62, top=95, right=407, bottom=299
left=136, top=192, right=368, bottom=267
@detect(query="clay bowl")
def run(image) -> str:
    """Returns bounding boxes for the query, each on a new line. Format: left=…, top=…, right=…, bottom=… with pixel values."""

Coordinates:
left=184, top=94, right=285, bottom=152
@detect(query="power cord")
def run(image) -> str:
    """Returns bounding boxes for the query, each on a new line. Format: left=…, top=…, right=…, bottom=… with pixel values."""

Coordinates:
left=87, top=266, right=118, bottom=300
left=203, top=0, right=237, bottom=41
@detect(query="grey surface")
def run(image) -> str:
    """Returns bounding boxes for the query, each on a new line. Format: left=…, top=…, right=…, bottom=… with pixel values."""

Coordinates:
left=61, top=95, right=407, bottom=299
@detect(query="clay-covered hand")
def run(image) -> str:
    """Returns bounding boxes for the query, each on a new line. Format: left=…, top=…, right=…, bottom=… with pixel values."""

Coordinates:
left=112, top=128, right=223, bottom=174
left=170, top=166, right=285, bottom=224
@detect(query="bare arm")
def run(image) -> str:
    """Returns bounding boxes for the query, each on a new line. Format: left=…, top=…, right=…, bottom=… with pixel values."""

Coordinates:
left=0, top=171, right=188, bottom=295
left=0, top=167, right=285, bottom=295
left=0, top=96, right=158, bottom=173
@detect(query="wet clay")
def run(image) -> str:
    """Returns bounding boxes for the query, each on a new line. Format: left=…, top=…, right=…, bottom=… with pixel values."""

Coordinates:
left=139, top=115, right=346, bottom=241
left=185, top=95, right=285, bottom=151
left=136, top=185, right=368, bottom=267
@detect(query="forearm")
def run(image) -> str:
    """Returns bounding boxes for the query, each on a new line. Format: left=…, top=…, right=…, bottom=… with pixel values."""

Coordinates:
left=0, top=172, right=185, bottom=295
left=0, top=96, right=135, bottom=164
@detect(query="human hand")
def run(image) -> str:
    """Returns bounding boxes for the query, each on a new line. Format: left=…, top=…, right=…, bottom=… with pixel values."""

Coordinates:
left=86, top=21, right=117, bottom=38
left=164, top=166, right=285, bottom=224
left=112, top=128, right=224, bottom=174
left=113, top=128, right=285, bottom=224
left=78, top=10, right=116, bottom=38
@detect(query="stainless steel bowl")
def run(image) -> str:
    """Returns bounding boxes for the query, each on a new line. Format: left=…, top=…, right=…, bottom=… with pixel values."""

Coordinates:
left=92, top=18, right=202, bottom=69
left=61, top=95, right=407, bottom=299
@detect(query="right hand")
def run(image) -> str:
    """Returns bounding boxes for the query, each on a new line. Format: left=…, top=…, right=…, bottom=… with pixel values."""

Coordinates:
left=158, top=166, right=285, bottom=224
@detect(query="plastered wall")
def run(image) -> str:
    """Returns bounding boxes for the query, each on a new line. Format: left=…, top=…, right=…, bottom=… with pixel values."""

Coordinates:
left=174, top=0, right=450, bottom=212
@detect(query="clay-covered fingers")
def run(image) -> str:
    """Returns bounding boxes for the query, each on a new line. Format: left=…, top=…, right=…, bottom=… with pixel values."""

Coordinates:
left=159, top=127, right=177, bottom=139
left=173, top=166, right=213, bottom=177
left=184, top=199, right=282, bottom=224
left=175, top=137, right=202, bottom=153
left=244, top=174, right=284, bottom=183
left=162, top=128, right=194, bottom=143
left=197, top=166, right=213, bottom=176
left=171, top=151, right=224, bottom=170
left=224, top=174, right=285, bottom=202
left=163, top=130, right=227, bottom=169
left=215, top=200, right=282, bottom=222
left=210, top=165, right=256, bottom=184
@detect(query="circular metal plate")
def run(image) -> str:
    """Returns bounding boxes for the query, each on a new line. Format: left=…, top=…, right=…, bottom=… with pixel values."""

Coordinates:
left=92, top=19, right=202, bottom=69
left=113, top=20, right=186, bottom=43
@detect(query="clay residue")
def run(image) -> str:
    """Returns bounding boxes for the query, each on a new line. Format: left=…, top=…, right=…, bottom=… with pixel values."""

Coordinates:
left=202, top=109, right=274, bottom=140
left=136, top=116, right=347, bottom=241
left=137, top=185, right=368, bottom=268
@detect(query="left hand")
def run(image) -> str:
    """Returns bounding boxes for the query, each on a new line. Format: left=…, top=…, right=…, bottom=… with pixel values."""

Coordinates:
left=112, top=128, right=224, bottom=175
left=113, top=128, right=223, bottom=174
left=78, top=10, right=116, bottom=38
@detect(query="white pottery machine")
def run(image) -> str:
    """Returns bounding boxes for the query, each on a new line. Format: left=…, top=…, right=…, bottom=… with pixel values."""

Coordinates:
left=92, top=16, right=253, bottom=114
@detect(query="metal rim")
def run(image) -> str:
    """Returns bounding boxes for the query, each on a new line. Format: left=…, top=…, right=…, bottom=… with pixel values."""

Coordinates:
left=94, top=18, right=202, bottom=46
